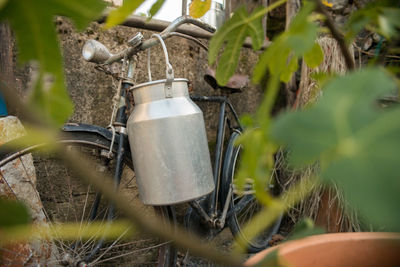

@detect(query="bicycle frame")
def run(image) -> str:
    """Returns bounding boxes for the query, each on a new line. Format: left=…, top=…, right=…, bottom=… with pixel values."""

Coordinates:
left=65, top=44, right=246, bottom=235
left=189, top=95, right=242, bottom=227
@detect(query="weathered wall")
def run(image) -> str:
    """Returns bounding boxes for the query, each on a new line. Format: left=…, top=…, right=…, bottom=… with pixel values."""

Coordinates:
left=55, top=18, right=262, bottom=140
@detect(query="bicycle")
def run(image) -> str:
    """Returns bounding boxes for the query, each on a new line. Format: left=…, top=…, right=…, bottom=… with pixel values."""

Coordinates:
left=0, top=16, right=282, bottom=266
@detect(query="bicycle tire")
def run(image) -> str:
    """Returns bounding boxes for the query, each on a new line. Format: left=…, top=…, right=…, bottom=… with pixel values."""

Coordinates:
left=221, top=131, right=282, bottom=253
left=0, top=130, right=176, bottom=267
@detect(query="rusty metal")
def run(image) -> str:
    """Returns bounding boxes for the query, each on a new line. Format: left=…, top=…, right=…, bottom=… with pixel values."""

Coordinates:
left=97, top=14, right=271, bottom=50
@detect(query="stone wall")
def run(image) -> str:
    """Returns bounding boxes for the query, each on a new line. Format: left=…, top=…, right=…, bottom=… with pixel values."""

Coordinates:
left=56, top=18, right=262, bottom=140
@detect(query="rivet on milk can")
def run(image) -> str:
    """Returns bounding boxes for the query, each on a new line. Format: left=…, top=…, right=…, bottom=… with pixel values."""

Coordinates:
left=127, top=34, right=214, bottom=205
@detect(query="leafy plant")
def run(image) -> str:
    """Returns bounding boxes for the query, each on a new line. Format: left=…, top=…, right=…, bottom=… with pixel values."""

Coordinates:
left=345, top=0, right=400, bottom=40
left=1, top=0, right=400, bottom=265
left=272, top=68, right=400, bottom=231
left=0, top=198, right=30, bottom=228
left=208, top=0, right=287, bottom=86
left=189, top=0, right=211, bottom=18
left=252, top=1, right=323, bottom=84
left=209, top=0, right=400, bottom=248
left=0, top=0, right=106, bottom=125
left=105, top=0, right=167, bottom=27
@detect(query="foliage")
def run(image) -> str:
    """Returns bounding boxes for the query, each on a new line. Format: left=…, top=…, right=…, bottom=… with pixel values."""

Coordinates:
left=232, top=1, right=323, bottom=205
left=105, top=0, right=146, bottom=28
left=209, top=0, right=400, bottom=248
left=287, top=218, right=325, bottom=241
left=148, top=0, right=166, bottom=19
left=1, top=0, right=400, bottom=264
left=253, top=1, right=323, bottom=84
left=0, top=0, right=106, bottom=125
left=189, top=0, right=211, bottom=19
left=208, top=0, right=287, bottom=86
left=253, top=250, right=290, bottom=267
left=1, top=220, right=133, bottom=246
left=0, top=0, right=7, bottom=10
left=345, top=0, right=400, bottom=40
left=0, top=199, right=30, bottom=228
left=272, top=68, right=400, bottom=231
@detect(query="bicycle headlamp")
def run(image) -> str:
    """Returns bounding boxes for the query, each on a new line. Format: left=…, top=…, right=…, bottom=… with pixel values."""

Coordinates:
left=82, top=39, right=113, bottom=64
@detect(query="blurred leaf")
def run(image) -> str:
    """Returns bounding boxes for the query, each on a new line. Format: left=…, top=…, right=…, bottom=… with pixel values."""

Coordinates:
left=281, top=56, right=298, bottom=83
left=0, top=0, right=7, bottom=10
left=253, top=40, right=290, bottom=82
left=234, top=201, right=283, bottom=252
left=189, top=0, right=211, bottom=18
left=304, top=43, right=323, bottom=68
left=0, top=220, right=134, bottom=245
left=272, top=68, right=400, bottom=230
left=209, top=6, right=264, bottom=86
left=310, top=71, right=337, bottom=89
left=287, top=218, right=325, bottom=241
left=0, top=199, right=30, bottom=228
left=239, top=113, right=255, bottom=128
left=209, top=0, right=287, bottom=86
left=253, top=250, right=290, bottom=267
left=0, top=0, right=106, bottom=125
left=346, top=1, right=400, bottom=40
left=321, top=0, right=332, bottom=8
left=0, top=0, right=105, bottom=68
left=285, top=3, right=318, bottom=55
left=148, top=0, right=165, bottom=19
left=235, top=176, right=317, bottom=253
left=105, top=0, right=145, bottom=28
left=253, top=1, right=318, bottom=84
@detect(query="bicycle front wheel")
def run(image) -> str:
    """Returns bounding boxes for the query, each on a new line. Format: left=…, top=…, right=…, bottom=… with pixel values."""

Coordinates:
left=0, top=130, right=176, bottom=267
left=221, top=131, right=282, bottom=253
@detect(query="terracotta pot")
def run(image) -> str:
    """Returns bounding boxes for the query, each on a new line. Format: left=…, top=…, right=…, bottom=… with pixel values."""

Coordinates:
left=245, top=232, right=400, bottom=267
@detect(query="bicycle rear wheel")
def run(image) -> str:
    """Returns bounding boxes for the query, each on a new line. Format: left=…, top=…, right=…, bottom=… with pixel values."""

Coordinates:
left=0, top=130, right=176, bottom=266
left=221, top=131, right=282, bottom=253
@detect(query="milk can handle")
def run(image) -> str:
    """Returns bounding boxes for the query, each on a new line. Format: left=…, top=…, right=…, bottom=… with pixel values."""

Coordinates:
left=147, top=34, right=174, bottom=98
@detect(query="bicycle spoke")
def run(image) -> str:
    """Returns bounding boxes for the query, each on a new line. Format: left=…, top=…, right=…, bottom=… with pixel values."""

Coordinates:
left=89, top=226, right=131, bottom=265
left=92, top=241, right=170, bottom=266
left=0, top=137, right=175, bottom=266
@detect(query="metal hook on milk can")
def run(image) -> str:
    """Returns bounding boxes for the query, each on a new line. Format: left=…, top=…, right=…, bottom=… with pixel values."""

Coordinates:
left=147, top=34, right=174, bottom=98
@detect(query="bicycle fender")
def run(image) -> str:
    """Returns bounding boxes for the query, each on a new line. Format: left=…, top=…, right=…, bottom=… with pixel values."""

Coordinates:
left=62, top=123, right=122, bottom=144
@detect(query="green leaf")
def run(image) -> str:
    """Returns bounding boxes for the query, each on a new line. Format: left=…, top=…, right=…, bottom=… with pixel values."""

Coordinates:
left=304, top=42, right=324, bottom=68
left=0, top=0, right=106, bottom=125
left=280, top=55, right=299, bottom=83
left=287, top=218, right=325, bottom=241
left=0, top=198, right=30, bottom=228
left=105, top=0, right=146, bottom=29
left=189, top=0, right=211, bottom=19
left=148, top=0, right=166, bottom=20
left=345, top=1, right=400, bottom=40
left=1, top=221, right=134, bottom=245
left=208, top=0, right=287, bottom=86
left=285, top=2, right=318, bottom=55
left=209, top=6, right=264, bottom=86
left=0, top=0, right=7, bottom=10
left=272, top=68, right=400, bottom=230
left=252, top=1, right=318, bottom=84
left=252, top=250, right=290, bottom=267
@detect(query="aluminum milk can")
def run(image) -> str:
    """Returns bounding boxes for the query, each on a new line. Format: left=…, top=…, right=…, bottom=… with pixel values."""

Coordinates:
left=127, top=34, right=214, bottom=205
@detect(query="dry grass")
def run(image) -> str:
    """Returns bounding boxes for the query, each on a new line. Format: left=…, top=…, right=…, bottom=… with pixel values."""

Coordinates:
left=278, top=37, right=362, bottom=232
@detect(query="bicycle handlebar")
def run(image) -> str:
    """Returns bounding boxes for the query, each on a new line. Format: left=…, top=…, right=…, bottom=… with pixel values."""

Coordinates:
left=84, top=16, right=216, bottom=65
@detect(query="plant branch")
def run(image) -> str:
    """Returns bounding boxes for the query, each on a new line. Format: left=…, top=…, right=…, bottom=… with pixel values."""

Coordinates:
left=313, top=0, right=355, bottom=70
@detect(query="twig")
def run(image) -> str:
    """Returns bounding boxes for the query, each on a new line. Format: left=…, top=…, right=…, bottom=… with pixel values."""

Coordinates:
left=353, top=44, right=400, bottom=59
left=313, top=0, right=355, bottom=70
